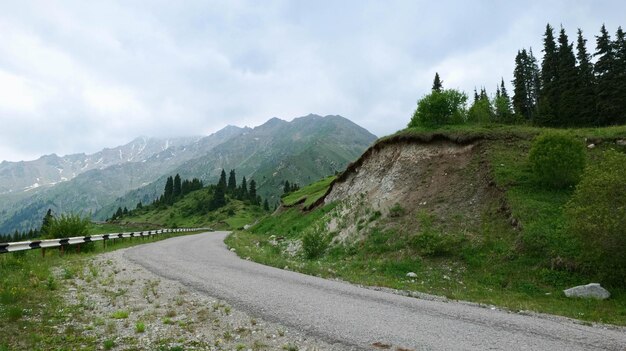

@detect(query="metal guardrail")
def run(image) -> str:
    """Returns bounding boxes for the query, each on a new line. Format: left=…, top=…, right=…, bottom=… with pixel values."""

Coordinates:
left=0, top=227, right=210, bottom=254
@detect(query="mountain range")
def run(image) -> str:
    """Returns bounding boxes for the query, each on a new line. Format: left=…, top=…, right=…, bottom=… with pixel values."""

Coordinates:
left=0, top=114, right=376, bottom=234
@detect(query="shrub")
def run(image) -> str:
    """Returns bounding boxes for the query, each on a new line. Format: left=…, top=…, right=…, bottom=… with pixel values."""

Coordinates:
left=45, top=213, right=90, bottom=239
left=565, top=150, right=626, bottom=286
left=408, top=89, right=467, bottom=128
left=301, top=227, right=329, bottom=259
left=528, top=132, right=586, bottom=188
left=388, top=203, right=405, bottom=217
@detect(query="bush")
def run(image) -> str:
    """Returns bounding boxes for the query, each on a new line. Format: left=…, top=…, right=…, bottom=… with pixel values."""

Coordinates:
left=45, top=213, right=90, bottom=239
left=528, top=133, right=586, bottom=188
left=408, top=89, right=467, bottom=128
left=301, top=227, right=329, bottom=259
left=565, top=150, right=626, bottom=286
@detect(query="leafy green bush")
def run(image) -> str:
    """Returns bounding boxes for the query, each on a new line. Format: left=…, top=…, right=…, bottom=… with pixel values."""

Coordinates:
left=528, top=133, right=586, bottom=188
left=408, top=89, right=467, bottom=128
left=45, top=213, right=90, bottom=239
left=565, top=150, right=626, bottom=285
left=301, top=227, right=329, bottom=259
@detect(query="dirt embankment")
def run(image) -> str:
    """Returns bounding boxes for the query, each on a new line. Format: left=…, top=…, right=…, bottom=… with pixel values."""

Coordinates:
left=319, top=136, right=502, bottom=241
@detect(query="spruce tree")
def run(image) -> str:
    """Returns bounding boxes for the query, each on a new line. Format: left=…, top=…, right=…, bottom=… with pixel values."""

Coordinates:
left=574, top=28, right=597, bottom=126
left=41, top=209, right=54, bottom=236
left=227, top=169, right=237, bottom=193
left=283, top=180, right=291, bottom=195
left=218, top=169, right=227, bottom=189
left=263, top=198, right=270, bottom=211
left=239, top=176, right=248, bottom=199
left=512, top=49, right=540, bottom=121
left=594, top=24, right=618, bottom=125
left=432, top=73, right=443, bottom=92
left=614, top=27, right=626, bottom=124
left=537, top=24, right=559, bottom=126
left=495, top=78, right=514, bottom=123
left=210, top=185, right=226, bottom=210
left=173, top=174, right=182, bottom=199
left=555, top=27, right=578, bottom=126
left=164, top=176, right=174, bottom=204
left=249, top=180, right=257, bottom=204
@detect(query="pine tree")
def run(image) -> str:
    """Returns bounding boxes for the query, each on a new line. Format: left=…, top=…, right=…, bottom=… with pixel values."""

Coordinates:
left=218, top=169, right=227, bottom=189
left=537, top=24, right=559, bottom=126
left=249, top=180, right=257, bottom=204
left=239, top=176, right=248, bottom=199
left=614, top=27, right=626, bottom=124
left=283, top=180, right=291, bottom=195
left=432, top=73, right=443, bottom=92
left=594, top=24, right=618, bottom=125
left=164, top=176, right=174, bottom=204
left=495, top=78, right=514, bottom=123
left=574, top=28, right=597, bottom=126
left=555, top=27, right=578, bottom=126
left=263, top=198, right=270, bottom=211
left=41, top=208, right=54, bottom=235
left=114, top=207, right=123, bottom=219
left=512, top=49, right=540, bottom=121
left=173, top=174, right=182, bottom=199
left=210, top=185, right=226, bottom=210
left=227, top=169, right=237, bottom=193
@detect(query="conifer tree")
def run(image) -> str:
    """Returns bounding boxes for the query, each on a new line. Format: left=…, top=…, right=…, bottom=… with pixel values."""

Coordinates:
left=249, top=180, right=257, bottom=204
left=512, top=49, right=540, bottom=121
left=432, top=73, right=443, bottom=92
left=173, top=174, right=182, bottom=199
left=283, top=180, right=291, bottom=195
left=164, top=176, right=174, bottom=204
left=263, top=198, right=270, bottom=211
left=218, top=169, right=227, bottom=189
left=239, top=176, right=248, bottom=199
left=537, top=24, right=559, bottom=126
left=210, top=185, right=226, bottom=210
left=495, top=78, right=514, bottom=123
left=594, top=24, right=618, bottom=125
left=41, top=209, right=54, bottom=236
left=555, top=27, right=578, bottom=126
left=227, top=170, right=237, bottom=193
left=614, top=27, right=626, bottom=124
left=574, top=28, right=597, bottom=125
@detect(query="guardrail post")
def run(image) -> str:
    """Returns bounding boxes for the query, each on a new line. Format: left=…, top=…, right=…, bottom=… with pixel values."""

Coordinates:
left=59, top=246, right=64, bottom=256
left=76, top=244, right=81, bottom=254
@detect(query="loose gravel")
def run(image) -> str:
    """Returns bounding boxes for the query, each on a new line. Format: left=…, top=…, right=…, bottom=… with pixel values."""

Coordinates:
left=60, top=248, right=343, bottom=351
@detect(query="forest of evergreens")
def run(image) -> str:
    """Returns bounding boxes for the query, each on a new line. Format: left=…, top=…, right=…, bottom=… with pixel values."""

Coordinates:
left=410, top=23, right=626, bottom=128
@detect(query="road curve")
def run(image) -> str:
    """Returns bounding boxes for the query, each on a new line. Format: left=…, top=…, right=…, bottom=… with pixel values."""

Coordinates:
left=125, top=232, right=626, bottom=350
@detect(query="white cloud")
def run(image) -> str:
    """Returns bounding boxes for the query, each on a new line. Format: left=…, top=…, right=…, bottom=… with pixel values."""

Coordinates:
left=0, top=0, right=624, bottom=162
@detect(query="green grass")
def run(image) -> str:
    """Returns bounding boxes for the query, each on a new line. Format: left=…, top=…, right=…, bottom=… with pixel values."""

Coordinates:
left=0, top=229, right=202, bottom=350
left=226, top=125, right=626, bottom=325
left=282, top=175, right=336, bottom=207
left=119, top=187, right=268, bottom=231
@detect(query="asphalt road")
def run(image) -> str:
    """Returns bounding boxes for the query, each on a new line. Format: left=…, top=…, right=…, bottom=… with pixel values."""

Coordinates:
left=125, top=232, right=626, bottom=350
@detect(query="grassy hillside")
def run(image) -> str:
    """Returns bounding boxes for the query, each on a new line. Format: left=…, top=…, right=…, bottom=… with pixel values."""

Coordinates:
left=117, top=186, right=269, bottom=231
left=227, top=124, right=626, bottom=325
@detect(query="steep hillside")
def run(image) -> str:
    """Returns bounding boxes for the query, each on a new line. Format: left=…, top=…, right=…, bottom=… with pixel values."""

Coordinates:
left=97, top=114, right=376, bottom=220
left=227, top=125, right=626, bottom=325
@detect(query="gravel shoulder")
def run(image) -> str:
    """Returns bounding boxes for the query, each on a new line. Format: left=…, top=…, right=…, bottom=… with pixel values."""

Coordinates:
left=60, top=246, right=343, bottom=351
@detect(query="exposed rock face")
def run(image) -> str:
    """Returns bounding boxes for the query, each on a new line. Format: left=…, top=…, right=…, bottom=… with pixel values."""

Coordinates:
left=563, top=283, right=610, bottom=300
left=323, top=140, right=496, bottom=241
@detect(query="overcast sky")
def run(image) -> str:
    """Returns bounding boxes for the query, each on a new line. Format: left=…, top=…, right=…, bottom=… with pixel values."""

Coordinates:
left=1, top=1, right=624, bottom=162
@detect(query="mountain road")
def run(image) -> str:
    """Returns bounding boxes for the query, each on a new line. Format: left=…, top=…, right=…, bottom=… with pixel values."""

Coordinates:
left=125, top=231, right=626, bottom=350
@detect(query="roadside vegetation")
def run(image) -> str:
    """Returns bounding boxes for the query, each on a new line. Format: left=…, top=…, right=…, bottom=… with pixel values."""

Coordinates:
left=0, top=220, right=202, bottom=350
